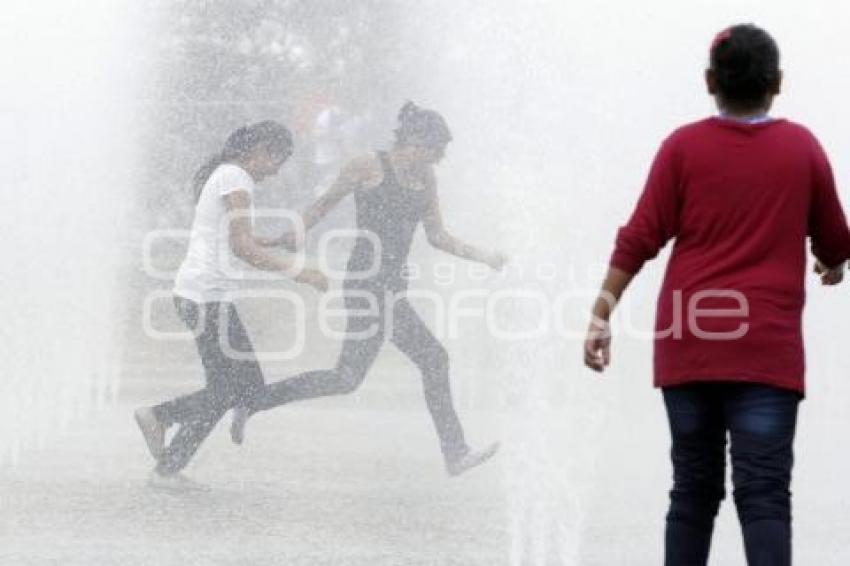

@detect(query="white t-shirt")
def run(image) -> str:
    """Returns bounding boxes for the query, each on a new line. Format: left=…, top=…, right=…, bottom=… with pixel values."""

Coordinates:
left=174, top=163, right=255, bottom=302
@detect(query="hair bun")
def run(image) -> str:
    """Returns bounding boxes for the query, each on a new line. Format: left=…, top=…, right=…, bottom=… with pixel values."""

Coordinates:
left=399, top=101, right=419, bottom=121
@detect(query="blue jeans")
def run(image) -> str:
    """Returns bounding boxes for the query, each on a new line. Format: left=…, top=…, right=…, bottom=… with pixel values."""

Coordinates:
left=662, top=382, right=801, bottom=566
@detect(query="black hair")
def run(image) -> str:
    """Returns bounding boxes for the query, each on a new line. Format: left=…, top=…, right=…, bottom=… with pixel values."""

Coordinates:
left=394, top=101, right=452, bottom=147
left=709, top=24, right=780, bottom=111
left=191, top=120, right=293, bottom=201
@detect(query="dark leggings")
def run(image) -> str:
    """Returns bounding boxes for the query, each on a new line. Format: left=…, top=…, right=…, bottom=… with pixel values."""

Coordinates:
left=663, top=382, right=801, bottom=566
left=153, top=296, right=264, bottom=475
left=251, top=288, right=469, bottom=462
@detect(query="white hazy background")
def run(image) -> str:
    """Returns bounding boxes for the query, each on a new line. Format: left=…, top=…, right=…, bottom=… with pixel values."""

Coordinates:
left=0, top=1, right=848, bottom=565
left=0, top=1, right=149, bottom=464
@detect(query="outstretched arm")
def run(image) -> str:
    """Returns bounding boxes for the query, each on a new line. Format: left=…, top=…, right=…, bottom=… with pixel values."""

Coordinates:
left=302, top=156, right=372, bottom=230
left=271, top=154, right=377, bottom=250
left=225, top=191, right=328, bottom=291
left=422, top=173, right=507, bottom=270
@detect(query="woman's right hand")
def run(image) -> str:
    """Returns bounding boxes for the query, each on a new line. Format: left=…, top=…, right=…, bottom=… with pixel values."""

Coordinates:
left=584, top=318, right=611, bottom=373
left=295, top=268, right=329, bottom=292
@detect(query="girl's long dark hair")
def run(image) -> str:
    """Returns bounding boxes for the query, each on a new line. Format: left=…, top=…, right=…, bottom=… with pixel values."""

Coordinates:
left=191, top=120, right=293, bottom=201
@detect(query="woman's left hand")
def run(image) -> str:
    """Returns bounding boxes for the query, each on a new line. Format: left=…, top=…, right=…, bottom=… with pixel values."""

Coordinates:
left=485, top=250, right=509, bottom=271
left=814, top=260, right=846, bottom=286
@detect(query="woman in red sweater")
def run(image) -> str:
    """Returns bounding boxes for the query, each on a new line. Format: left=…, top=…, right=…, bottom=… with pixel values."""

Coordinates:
left=584, top=24, right=850, bottom=566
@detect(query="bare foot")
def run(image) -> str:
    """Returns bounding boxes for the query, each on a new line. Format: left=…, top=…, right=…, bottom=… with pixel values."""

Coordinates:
left=446, top=442, right=500, bottom=477
left=147, top=470, right=210, bottom=493
left=134, top=407, right=165, bottom=461
left=230, top=406, right=250, bottom=445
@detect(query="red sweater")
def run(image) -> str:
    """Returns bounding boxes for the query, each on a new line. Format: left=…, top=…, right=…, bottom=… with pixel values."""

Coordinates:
left=611, top=117, right=850, bottom=393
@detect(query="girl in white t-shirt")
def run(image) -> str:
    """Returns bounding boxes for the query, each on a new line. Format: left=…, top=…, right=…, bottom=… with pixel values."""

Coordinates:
left=135, top=121, right=327, bottom=487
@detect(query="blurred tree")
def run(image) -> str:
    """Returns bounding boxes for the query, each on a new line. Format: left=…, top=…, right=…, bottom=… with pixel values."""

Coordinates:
left=143, top=0, right=410, bottom=227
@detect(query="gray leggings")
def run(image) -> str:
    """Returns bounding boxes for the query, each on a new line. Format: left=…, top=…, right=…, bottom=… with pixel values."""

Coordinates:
left=252, top=289, right=469, bottom=461
left=153, top=296, right=264, bottom=474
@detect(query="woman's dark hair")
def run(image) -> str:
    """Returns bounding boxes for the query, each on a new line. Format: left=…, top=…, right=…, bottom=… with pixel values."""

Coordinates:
left=709, top=24, right=780, bottom=111
left=394, top=101, right=452, bottom=147
left=191, top=120, right=293, bottom=201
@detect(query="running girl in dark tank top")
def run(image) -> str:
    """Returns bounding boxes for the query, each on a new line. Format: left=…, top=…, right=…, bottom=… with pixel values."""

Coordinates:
left=235, top=102, right=508, bottom=476
left=345, top=151, right=431, bottom=291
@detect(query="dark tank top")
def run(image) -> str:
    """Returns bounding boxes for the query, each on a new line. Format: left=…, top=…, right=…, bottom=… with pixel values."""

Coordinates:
left=345, top=152, right=431, bottom=290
